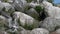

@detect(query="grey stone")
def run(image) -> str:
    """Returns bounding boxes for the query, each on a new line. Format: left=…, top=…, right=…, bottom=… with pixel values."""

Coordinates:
left=42, top=1, right=60, bottom=19
left=41, top=17, right=60, bottom=32
left=0, top=1, right=14, bottom=11
left=20, top=30, right=31, bottom=34
left=25, top=8, right=39, bottom=20
left=11, top=0, right=27, bottom=11
left=30, top=28, right=49, bottom=34
left=13, top=12, right=39, bottom=29
left=0, top=15, right=8, bottom=31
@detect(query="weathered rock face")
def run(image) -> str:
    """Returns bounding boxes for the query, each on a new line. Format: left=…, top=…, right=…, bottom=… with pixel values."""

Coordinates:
left=30, top=28, right=49, bottom=34
left=0, top=31, right=5, bottom=34
left=13, top=12, right=39, bottom=29
left=1, top=0, right=60, bottom=34
left=0, top=1, right=14, bottom=11
left=20, top=30, right=31, bottom=34
left=40, top=1, right=60, bottom=32
left=41, top=17, right=60, bottom=32
left=0, top=1, right=4, bottom=10
left=0, top=15, right=9, bottom=31
left=42, top=1, right=60, bottom=19
left=25, top=8, right=39, bottom=20
left=11, top=0, right=27, bottom=11
left=6, top=26, right=27, bottom=34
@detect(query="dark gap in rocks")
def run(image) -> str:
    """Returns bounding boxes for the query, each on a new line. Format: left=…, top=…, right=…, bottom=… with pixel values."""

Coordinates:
left=39, top=8, right=48, bottom=21
left=55, top=26, right=60, bottom=31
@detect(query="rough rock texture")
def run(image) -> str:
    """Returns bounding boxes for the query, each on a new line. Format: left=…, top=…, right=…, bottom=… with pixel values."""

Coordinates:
left=41, top=17, right=60, bottom=32
left=0, top=1, right=14, bottom=11
left=0, top=15, right=9, bottom=31
left=13, top=12, right=39, bottom=27
left=30, top=28, right=49, bottom=34
left=11, top=0, right=27, bottom=11
left=0, top=0, right=60, bottom=34
left=42, top=1, right=60, bottom=19
left=25, top=8, right=39, bottom=20
left=29, top=1, right=40, bottom=8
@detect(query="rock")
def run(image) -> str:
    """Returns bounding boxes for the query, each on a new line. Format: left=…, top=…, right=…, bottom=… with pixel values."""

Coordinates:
left=2, top=2, right=14, bottom=11
left=0, top=1, right=4, bottom=10
left=0, top=15, right=14, bottom=32
left=41, top=17, right=60, bottom=32
left=11, top=0, right=27, bottom=11
left=0, top=15, right=6, bottom=20
left=25, top=8, right=39, bottom=20
left=0, top=15, right=9, bottom=31
left=33, top=0, right=43, bottom=4
left=30, top=28, right=49, bottom=34
left=0, top=1, right=14, bottom=12
left=42, top=1, right=53, bottom=7
left=20, top=30, right=31, bottom=34
left=56, top=29, right=60, bottom=34
left=6, top=26, right=30, bottom=34
left=29, top=1, right=40, bottom=8
left=0, top=0, right=4, bottom=2
left=2, top=2, right=15, bottom=15
left=42, top=1, right=60, bottom=19
left=13, top=12, right=39, bottom=30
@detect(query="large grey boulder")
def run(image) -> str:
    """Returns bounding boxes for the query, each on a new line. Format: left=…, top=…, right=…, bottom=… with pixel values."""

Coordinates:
left=30, top=28, right=49, bottom=34
left=6, top=26, right=27, bottom=34
left=0, top=15, right=6, bottom=20
left=0, top=15, right=9, bottom=31
left=31, top=0, right=43, bottom=4
left=0, top=1, right=4, bottom=10
left=42, top=1, right=60, bottom=19
left=13, top=12, right=39, bottom=29
left=41, top=17, right=60, bottom=32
